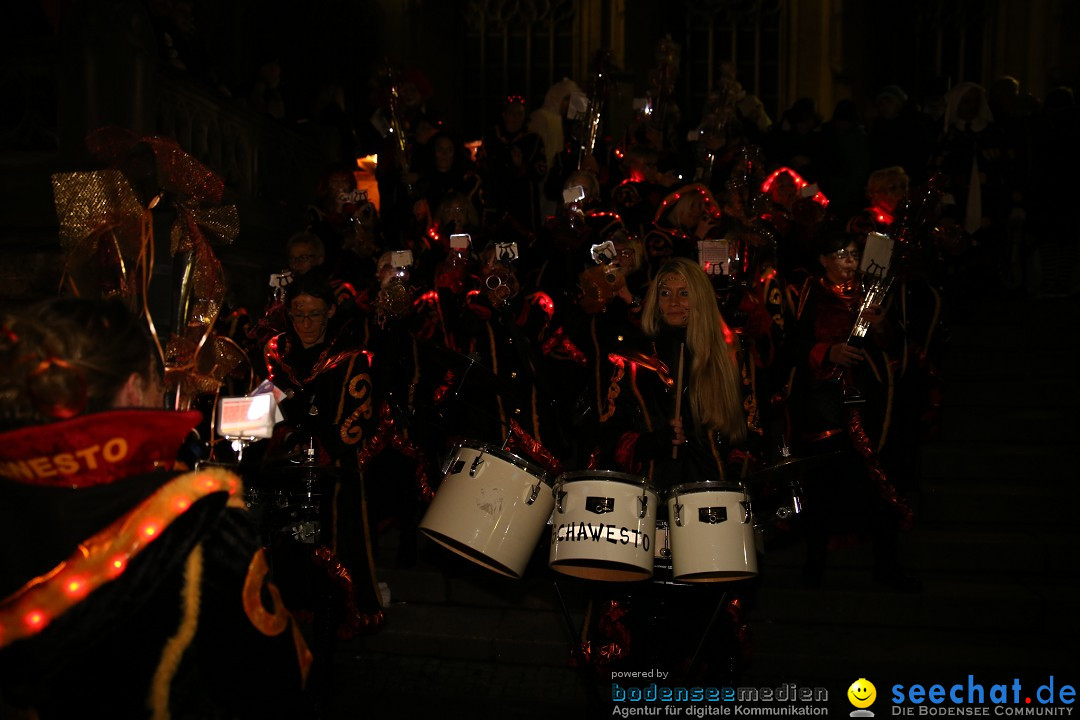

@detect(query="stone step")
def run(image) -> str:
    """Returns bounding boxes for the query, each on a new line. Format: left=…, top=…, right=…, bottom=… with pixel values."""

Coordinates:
left=327, top=650, right=594, bottom=716
left=935, top=407, right=1078, bottom=443
left=939, top=378, right=1079, bottom=409
left=940, top=347, right=1075, bottom=380
left=917, top=480, right=1073, bottom=527
left=354, top=601, right=584, bottom=667
left=743, top=621, right=1075, bottom=686
left=918, top=441, right=1072, bottom=478
left=745, top=572, right=1077, bottom=633
left=375, top=537, right=597, bottom=611
left=757, top=525, right=1079, bottom=578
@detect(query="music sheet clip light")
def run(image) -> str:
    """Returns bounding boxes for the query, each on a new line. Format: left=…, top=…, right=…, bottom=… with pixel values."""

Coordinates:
left=698, top=239, right=732, bottom=276
left=217, top=380, right=285, bottom=441
left=861, top=231, right=893, bottom=279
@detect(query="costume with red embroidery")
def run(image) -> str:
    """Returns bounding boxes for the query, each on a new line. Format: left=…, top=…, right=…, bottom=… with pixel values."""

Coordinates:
left=0, top=409, right=310, bottom=719
left=262, top=320, right=386, bottom=636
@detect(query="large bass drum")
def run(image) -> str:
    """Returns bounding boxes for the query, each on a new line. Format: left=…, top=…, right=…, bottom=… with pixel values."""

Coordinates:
left=548, top=470, right=658, bottom=582
left=419, top=441, right=553, bottom=579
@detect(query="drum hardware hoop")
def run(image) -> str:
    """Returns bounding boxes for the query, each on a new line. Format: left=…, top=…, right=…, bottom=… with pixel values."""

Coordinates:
left=441, top=444, right=461, bottom=475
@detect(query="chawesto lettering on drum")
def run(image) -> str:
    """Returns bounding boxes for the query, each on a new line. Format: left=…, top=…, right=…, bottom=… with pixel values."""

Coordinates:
left=552, top=521, right=651, bottom=550
left=0, top=439, right=129, bottom=481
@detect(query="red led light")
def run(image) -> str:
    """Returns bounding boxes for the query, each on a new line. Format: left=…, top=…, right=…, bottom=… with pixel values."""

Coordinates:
left=24, top=610, right=45, bottom=628
left=64, top=577, right=89, bottom=598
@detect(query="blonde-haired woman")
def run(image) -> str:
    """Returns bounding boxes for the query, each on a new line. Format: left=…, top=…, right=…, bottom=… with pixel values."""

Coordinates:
left=599, top=256, right=746, bottom=488
left=586, top=257, right=750, bottom=680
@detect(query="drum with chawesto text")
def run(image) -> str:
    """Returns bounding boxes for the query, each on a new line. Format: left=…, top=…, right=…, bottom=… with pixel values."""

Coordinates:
left=548, top=470, right=658, bottom=582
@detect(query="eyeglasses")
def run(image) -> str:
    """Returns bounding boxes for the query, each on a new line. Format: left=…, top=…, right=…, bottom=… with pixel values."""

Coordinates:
left=289, top=311, right=328, bottom=323
left=830, top=248, right=861, bottom=261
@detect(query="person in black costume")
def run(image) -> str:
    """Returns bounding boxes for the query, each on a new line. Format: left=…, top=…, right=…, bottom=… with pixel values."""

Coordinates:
left=581, top=258, right=751, bottom=687
left=784, top=232, right=920, bottom=592
left=0, top=297, right=311, bottom=719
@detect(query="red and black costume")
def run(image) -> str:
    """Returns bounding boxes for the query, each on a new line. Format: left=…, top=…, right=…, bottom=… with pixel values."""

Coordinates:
left=784, top=276, right=917, bottom=588
left=581, top=326, right=750, bottom=685
left=262, top=322, right=386, bottom=641
left=0, top=410, right=311, bottom=719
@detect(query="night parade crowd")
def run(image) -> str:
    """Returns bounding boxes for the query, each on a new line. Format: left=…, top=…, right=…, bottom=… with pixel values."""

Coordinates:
left=2, top=40, right=1078, bottom=717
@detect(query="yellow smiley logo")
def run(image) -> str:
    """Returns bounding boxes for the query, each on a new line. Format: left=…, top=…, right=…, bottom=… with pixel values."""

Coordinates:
left=848, top=678, right=877, bottom=708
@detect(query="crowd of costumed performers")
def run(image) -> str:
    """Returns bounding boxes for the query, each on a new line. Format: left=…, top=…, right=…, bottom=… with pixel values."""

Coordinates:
left=2, top=45, right=1019, bottom=715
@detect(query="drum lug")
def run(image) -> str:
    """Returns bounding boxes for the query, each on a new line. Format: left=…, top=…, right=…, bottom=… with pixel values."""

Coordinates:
left=526, top=482, right=541, bottom=505
left=556, top=490, right=566, bottom=514
left=674, top=501, right=684, bottom=527
left=470, top=451, right=485, bottom=477
left=741, top=500, right=752, bottom=524
left=637, top=494, right=648, bottom=519
left=441, top=447, right=458, bottom=476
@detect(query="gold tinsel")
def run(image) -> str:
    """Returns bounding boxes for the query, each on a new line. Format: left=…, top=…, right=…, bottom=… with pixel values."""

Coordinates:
left=51, top=127, right=248, bottom=410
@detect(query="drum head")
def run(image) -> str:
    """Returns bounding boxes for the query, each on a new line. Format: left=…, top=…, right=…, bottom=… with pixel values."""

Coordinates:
left=454, top=441, right=552, bottom=484
left=669, top=480, right=745, bottom=495
left=556, top=469, right=654, bottom=493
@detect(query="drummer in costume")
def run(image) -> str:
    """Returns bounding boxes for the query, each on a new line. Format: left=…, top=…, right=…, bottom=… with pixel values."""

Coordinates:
left=783, top=232, right=920, bottom=592
left=445, top=241, right=569, bottom=468
left=580, top=257, right=750, bottom=683
left=262, top=269, right=386, bottom=669
left=0, top=297, right=311, bottom=718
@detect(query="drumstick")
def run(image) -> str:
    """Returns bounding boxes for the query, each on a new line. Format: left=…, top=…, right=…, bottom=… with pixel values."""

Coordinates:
left=672, top=342, right=685, bottom=460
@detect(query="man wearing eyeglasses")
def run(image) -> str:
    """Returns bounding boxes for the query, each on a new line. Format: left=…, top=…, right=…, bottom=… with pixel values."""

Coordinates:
left=262, top=268, right=386, bottom=683
left=781, top=232, right=919, bottom=593
left=286, top=232, right=326, bottom=278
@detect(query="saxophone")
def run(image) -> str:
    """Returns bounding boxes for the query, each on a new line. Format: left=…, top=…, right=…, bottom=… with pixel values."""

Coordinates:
left=577, top=50, right=611, bottom=170
left=385, top=64, right=413, bottom=196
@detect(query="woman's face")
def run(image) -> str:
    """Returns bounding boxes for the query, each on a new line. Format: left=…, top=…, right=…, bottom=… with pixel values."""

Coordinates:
left=288, top=241, right=324, bottom=276
left=289, top=293, right=334, bottom=349
left=821, top=243, right=860, bottom=285
left=680, top=196, right=705, bottom=229
left=440, top=201, right=469, bottom=233
left=657, top=273, right=691, bottom=327
left=434, top=137, right=455, bottom=173
left=502, top=103, right=526, bottom=133
left=772, top=174, right=798, bottom=208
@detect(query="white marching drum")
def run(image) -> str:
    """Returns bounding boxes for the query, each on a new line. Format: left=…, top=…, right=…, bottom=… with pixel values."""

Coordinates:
left=419, top=441, right=553, bottom=578
left=667, top=481, right=758, bottom=582
left=548, top=470, right=658, bottom=582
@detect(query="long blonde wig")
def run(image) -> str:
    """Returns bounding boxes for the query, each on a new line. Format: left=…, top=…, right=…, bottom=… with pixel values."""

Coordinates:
left=641, top=257, right=746, bottom=443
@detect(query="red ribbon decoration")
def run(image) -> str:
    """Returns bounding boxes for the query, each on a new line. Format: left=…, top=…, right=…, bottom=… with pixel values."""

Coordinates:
left=847, top=407, right=914, bottom=530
